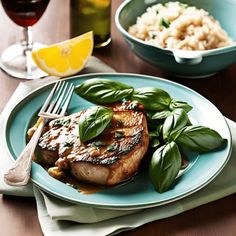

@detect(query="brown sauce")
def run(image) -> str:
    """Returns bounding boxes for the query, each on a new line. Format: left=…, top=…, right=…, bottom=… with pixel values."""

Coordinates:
left=61, top=176, right=104, bottom=194
left=41, top=154, right=189, bottom=195
left=61, top=175, right=135, bottom=194
left=181, top=153, right=189, bottom=169
left=39, top=162, right=103, bottom=194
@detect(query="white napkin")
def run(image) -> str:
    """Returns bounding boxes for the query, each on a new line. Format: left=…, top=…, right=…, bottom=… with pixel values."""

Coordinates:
left=1, top=57, right=236, bottom=236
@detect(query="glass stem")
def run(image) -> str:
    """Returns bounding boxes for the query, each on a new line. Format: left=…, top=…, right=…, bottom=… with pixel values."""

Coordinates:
left=23, top=27, right=33, bottom=75
left=23, top=26, right=33, bottom=52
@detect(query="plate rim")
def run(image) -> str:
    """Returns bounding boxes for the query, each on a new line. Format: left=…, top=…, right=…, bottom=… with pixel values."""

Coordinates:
left=3, top=72, right=232, bottom=210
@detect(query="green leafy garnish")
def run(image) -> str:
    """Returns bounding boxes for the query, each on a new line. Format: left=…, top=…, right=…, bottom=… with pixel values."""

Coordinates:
left=92, top=140, right=106, bottom=147
left=114, top=131, right=125, bottom=139
left=132, top=87, right=171, bottom=111
left=160, top=17, right=170, bottom=28
left=74, top=78, right=227, bottom=193
left=149, top=130, right=161, bottom=148
left=79, top=106, right=112, bottom=142
left=162, top=108, right=189, bottom=142
left=152, top=110, right=172, bottom=120
left=75, top=78, right=134, bottom=104
left=169, top=99, right=192, bottom=113
left=107, top=143, right=118, bottom=152
left=149, top=141, right=182, bottom=193
left=175, top=126, right=226, bottom=152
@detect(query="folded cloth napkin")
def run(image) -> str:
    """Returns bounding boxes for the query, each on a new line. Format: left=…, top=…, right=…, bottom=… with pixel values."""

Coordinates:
left=1, top=56, right=236, bottom=236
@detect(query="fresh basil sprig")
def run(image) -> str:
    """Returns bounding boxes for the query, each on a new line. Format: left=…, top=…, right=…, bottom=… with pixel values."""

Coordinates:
left=79, top=106, right=112, bottom=142
left=75, top=78, right=134, bottom=104
left=175, top=126, right=226, bottom=152
left=169, top=99, right=192, bottom=113
left=152, top=110, right=172, bottom=120
left=131, top=87, right=171, bottom=111
left=74, top=78, right=227, bottom=193
left=162, top=108, right=189, bottom=142
left=149, top=130, right=161, bottom=148
left=149, top=141, right=182, bottom=193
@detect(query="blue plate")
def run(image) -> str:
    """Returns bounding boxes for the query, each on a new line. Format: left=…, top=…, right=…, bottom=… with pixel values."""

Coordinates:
left=4, top=73, right=232, bottom=210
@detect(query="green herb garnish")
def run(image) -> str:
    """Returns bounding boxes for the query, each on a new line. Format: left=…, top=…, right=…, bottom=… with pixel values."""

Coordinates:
left=79, top=106, right=112, bottom=142
left=107, top=143, right=118, bottom=152
left=149, top=142, right=182, bottom=193
left=51, top=118, right=71, bottom=127
left=75, top=78, right=134, bottom=104
left=174, top=126, right=227, bottom=152
left=132, top=87, right=171, bottom=111
left=160, top=17, right=170, bottom=28
left=92, top=140, right=106, bottom=147
left=75, top=78, right=227, bottom=193
left=62, top=141, right=73, bottom=147
left=114, top=131, right=125, bottom=139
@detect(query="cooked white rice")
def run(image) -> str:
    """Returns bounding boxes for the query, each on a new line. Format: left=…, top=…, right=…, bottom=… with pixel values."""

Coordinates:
left=128, top=1, right=233, bottom=50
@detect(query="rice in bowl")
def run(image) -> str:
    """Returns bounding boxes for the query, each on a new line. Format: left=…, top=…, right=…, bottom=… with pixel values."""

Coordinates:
left=128, top=1, right=233, bottom=51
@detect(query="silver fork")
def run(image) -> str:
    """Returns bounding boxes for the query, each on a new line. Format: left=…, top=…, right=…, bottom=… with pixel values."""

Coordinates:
left=4, top=80, right=74, bottom=186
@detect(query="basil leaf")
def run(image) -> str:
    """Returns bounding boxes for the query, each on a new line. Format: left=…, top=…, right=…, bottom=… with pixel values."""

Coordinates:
left=152, top=110, right=172, bottom=120
left=169, top=99, right=192, bottom=113
left=146, top=111, right=156, bottom=121
left=163, top=108, right=189, bottom=142
left=79, top=106, right=112, bottom=142
left=150, top=138, right=161, bottom=148
left=75, top=78, right=134, bottom=104
left=175, top=126, right=226, bottom=152
left=132, top=87, right=171, bottom=111
left=149, top=130, right=161, bottom=148
left=149, top=130, right=160, bottom=138
left=149, top=142, right=182, bottom=193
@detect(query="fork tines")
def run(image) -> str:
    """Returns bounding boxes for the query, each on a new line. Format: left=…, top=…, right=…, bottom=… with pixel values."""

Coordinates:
left=39, top=80, right=74, bottom=119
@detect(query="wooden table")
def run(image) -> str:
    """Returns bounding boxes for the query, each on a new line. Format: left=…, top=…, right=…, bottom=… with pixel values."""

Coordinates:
left=1, top=1, right=236, bottom=235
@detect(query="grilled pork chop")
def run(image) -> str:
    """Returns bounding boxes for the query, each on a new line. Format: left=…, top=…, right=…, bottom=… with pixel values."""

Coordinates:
left=36, top=101, right=149, bottom=186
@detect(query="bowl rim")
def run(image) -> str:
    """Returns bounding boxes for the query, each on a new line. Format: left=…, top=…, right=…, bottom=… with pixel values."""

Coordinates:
left=115, top=0, right=236, bottom=59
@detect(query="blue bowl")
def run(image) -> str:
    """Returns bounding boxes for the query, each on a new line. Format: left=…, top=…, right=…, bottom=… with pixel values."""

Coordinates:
left=115, top=0, right=236, bottom=78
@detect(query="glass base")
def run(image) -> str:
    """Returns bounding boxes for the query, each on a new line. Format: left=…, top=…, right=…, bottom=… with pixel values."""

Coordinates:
left=0, top=42, right=47, bottom=80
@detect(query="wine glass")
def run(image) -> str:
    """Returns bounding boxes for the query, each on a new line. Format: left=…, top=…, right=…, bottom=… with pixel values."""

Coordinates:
left=0, top=0, right=50, bottom=80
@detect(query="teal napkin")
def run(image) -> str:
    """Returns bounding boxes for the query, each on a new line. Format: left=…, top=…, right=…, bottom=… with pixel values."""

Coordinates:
left=0, top=57, right=236, bottom=235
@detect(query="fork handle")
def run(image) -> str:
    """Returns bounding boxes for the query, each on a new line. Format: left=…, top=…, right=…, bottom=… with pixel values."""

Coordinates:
left=4, top=119, right=47, bottom=186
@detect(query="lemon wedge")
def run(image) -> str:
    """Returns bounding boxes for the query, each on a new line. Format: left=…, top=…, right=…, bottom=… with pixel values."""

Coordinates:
left=32, top=31, right=93, bottom=77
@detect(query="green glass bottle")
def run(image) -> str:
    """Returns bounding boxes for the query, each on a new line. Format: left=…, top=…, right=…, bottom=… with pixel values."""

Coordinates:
left=70, top=0, right=111, bottom=48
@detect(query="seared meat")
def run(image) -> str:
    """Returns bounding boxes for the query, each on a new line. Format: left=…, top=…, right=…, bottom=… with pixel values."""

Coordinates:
left=35, top=112, right=83, bottom=165
left=36, top=101, right=149, bottom=186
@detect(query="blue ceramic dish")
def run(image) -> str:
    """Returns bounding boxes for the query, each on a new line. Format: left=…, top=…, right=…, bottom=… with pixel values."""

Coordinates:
left=4, top=73, right=232, bottom=209
left=115, top=0, right=236, bottom=78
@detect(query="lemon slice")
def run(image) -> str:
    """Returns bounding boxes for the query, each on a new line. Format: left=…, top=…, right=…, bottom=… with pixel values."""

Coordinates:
left=32, top=31, right=93, bottom=77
